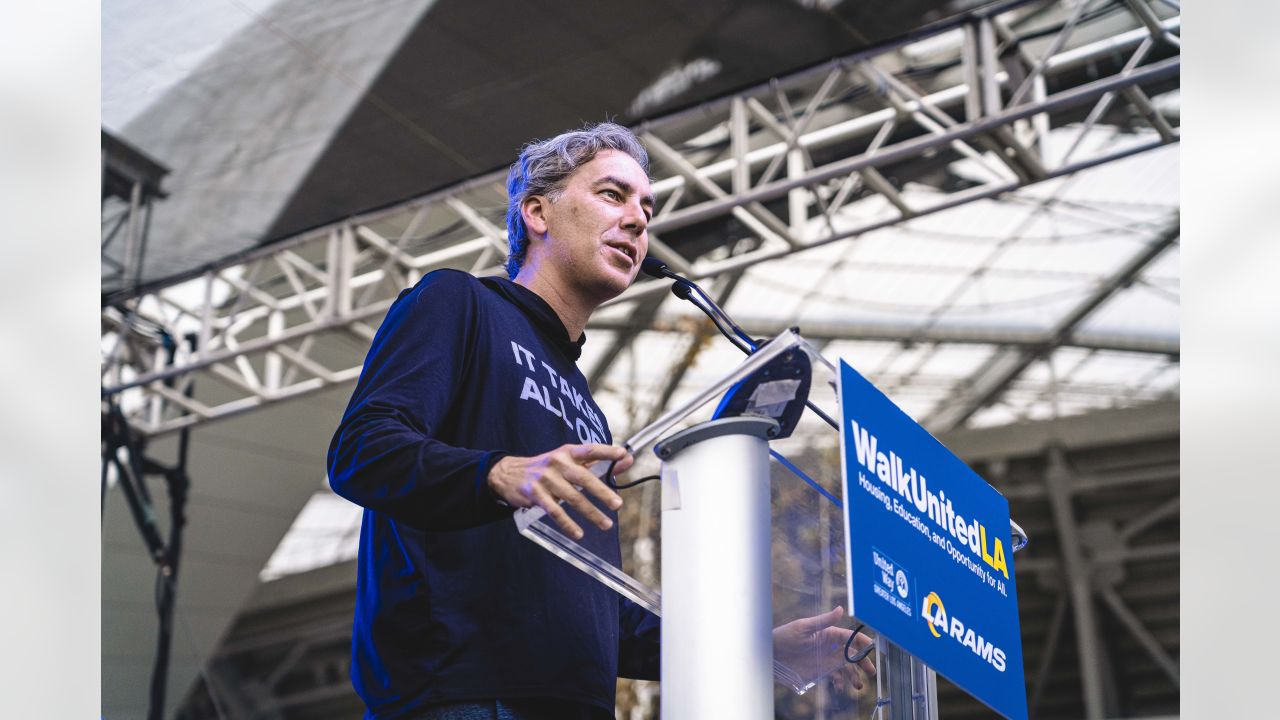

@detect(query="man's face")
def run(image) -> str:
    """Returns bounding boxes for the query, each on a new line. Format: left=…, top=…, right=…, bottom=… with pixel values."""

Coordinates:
left=526, top=149, right=653, bottom=303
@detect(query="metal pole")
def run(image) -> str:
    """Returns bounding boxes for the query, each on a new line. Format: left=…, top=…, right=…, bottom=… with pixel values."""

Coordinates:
left=123, top=181, right=143, bottom=289
left=656, top=417, right=779, bottom=720
left=886, top=641, right=915, bottom=718
left=1044, top=446, right=1107, bottom=719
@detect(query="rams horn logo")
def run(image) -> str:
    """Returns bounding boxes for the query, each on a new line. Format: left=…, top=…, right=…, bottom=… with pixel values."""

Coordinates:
left=919, top=589, right=1008, bottom=672
left=922, top=591, right=945, bottom=638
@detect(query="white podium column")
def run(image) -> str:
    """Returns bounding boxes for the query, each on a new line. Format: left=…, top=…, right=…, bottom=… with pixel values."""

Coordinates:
left=655, top=416, right=779, bottom=719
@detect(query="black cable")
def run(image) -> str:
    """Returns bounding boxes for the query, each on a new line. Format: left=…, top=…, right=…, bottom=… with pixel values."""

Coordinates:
left=104, top=405, right=165, bottom=559
left=612, top=474, right=661, bottom=491
left=100, top=330, right=195, bottom=720
left=844, top=622, right=876, bottom=664
left=150, top=467, right=188, bottom=720
left=147, top=332, right=193, bottom=720
left=150, top=563, right=173, bottom=720
left=599, top=455, right=660, bottom=492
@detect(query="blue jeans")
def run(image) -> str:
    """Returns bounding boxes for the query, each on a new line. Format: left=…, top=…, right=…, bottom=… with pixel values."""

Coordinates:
left=414, top=698, right=613, bottom=720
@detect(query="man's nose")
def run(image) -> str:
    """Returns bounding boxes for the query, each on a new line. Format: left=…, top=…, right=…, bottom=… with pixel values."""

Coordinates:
left=620, top=200, right=648, bottom=234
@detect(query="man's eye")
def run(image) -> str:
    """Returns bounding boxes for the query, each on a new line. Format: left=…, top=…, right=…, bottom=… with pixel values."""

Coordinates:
left=602, top=189, right=621, bottom=201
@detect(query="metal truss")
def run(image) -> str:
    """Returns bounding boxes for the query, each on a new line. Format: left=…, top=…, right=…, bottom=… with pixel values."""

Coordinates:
left=102, top=0, right=1180, bottom=437
left=588, top=317, right=1179, bottom=357
left=1034, top=443, right=1179, bottom=720
left=102, top=130, right=169, bottom=292
left=932, top=400, right=1180, bottom=719
left=924, top=217, right=1179, bottom=431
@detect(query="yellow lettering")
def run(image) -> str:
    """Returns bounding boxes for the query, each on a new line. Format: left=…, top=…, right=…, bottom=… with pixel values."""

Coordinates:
left=980, top=524, right=995, bottom=567
left=993, top=537, right=1008, bottom=579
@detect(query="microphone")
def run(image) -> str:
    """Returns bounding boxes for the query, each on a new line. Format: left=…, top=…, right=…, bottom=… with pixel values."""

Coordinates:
left=640, top=256, right=675, bottom=280
left=642, top=255, right=840, bottom=431
left=641, top=257, right=757, bottom=354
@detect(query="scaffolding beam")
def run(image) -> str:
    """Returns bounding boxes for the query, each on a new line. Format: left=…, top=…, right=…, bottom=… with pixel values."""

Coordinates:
left=102, top=0, right=1180, bottom=437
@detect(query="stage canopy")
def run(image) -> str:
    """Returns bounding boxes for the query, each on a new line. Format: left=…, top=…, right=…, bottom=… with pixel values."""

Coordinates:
left=101, top=0, right=1179, bottom=717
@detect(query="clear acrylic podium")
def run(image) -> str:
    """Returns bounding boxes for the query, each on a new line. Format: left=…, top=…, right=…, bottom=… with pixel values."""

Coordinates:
left=514, top=330, right=954, bottom=719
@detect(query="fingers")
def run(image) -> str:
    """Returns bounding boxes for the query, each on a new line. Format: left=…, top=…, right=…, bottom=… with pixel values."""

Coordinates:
left=853, top=632, right=877, bottom=678
left=612, top=452, right=636, bottom=475
left=831, top=663, right=864, bottom=694
left=831, top=657, right=868, bottom=696
left=529, top=484, right=585, bottom=540
left=543, top=445, right=627, bottom=536
left=493, top=445, right=635, bottom=539
left=791, top=605, right=845, bottom=635
left=818, top=604, right=845, bottom=627
left=553, top=467, right=616, bottom=533
left=564, top=444, right=636, bottom=486
left=569, top=443, right=628, bottom=462
left=563, top=462, right=623, bottom=513
left=565, top=444, right=628, bottom=511
left=844, top=663, right=865, bottom=691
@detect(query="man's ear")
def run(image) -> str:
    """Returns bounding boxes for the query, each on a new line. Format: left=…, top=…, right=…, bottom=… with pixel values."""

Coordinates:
left=522, top=195, right=549, bottom=238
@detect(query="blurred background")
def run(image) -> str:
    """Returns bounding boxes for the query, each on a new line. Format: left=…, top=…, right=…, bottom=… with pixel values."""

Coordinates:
left=100, top=0, right=1180, bottom=717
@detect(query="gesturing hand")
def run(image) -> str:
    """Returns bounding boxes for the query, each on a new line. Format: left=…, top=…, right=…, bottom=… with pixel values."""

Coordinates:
left=772, top=605, right=876, bottom=693
left=487, top=443, right=633, bottom=540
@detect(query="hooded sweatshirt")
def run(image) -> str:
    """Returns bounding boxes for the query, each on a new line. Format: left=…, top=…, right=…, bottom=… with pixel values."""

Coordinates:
left=328, top=269, right=659, bottom=719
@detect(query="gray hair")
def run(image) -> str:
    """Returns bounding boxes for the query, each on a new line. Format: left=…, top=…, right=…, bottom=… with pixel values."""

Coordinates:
left=505, top=122, right=650, bottom=279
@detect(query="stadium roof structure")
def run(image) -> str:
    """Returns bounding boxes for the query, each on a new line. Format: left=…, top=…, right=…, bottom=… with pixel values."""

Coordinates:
left=101, top=0, right=1179, bottom=718
left=103, top=0, right=1036, bottom=299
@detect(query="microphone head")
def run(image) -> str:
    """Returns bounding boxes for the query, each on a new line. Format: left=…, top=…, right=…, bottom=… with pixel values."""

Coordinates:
left=640, top=256, right=670, bottom=279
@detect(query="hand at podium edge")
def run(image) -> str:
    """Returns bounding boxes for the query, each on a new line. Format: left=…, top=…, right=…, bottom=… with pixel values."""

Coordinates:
left=772, top=605, right=876, bottom=693
left=488, top=443, right=631, bottom=540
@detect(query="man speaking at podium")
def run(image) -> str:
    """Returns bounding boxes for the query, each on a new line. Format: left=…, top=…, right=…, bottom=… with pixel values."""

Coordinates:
left=327, top=123, right=661, bottom=720
left=327, top=122, right=874, bottom=720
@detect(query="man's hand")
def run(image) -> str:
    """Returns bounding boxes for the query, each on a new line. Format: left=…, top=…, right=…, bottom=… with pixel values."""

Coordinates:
left=487, top=443, right=632, bottom=540
left=772, top=605, right=876, bottom=693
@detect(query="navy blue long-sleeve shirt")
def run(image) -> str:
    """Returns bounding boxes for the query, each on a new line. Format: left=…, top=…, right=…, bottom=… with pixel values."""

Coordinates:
left=328, top=269, right=659, bottom=719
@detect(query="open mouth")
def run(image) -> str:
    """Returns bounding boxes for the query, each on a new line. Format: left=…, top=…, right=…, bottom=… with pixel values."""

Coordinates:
left=604, top=241, right=636, bottom=265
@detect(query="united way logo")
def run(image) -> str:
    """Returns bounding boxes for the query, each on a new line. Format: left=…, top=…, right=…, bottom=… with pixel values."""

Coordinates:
left=871, top=548, right=913, bottom=617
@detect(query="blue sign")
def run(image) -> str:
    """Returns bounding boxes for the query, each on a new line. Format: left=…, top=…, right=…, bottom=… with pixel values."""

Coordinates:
left=838, top=359, right=1027, bottom=720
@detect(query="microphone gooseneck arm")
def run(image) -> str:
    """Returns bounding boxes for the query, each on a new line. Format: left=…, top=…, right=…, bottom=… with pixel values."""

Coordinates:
left=641, top=256, right=840, bottom=432
left=671, top=282, right=756, bottom=355
left=641, top=258, right=757, bottom=355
